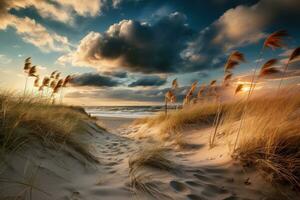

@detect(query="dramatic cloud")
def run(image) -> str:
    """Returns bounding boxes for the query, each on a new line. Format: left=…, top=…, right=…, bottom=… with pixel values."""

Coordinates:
left=103, top=71, right=128, bottom=78
left=71, top=73, right=121, bottom=87
left=180, top=0, right=300, bottom=71
left=59, top=12, right=194, bottom=73
left=128, top=76, right=167, bottom=87
left=0, top=0, right=70, bottom=52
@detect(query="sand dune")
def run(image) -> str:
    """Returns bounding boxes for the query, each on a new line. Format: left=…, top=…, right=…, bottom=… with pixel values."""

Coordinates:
left=0, top=116, right=297, bottom=200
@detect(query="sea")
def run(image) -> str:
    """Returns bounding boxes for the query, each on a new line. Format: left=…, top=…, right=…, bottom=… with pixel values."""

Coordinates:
left=84, top=106, right=167, bottom=118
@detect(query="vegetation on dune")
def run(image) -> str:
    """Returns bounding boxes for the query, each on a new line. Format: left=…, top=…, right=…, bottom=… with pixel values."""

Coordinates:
left=230, top=91, right=300, bottom=189
left=0, top=91, right=98, bottom=163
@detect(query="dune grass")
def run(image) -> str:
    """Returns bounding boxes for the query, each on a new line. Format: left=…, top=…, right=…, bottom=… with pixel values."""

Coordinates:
left=0, top=91, right=98, bottom=163
left=129, top=146, right=179, bottom=174
left=138, top=88, right=300, bottom=189
left=228, top=91, right=300, bottom=189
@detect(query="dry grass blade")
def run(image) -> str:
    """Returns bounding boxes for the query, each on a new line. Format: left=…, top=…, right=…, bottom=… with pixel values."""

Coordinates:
left=289, top=47, right=300, bottom=61
left=50, top=70, right=58, bottom=79
left=50, top=80, right=57, bottom=89
left=42, top=77, right=50, bottom=87
left=23, top=58, right=31, bottom=72
left=33, top=76, right=39, bottom=88
left=210, top=80, right=217, bottom=86
left=172, top=78, right=178, bottom=89
left=197, top=84, right=206, bottom=98
left=183, top=81, right=198, bottom=106
left=235, top=84, right=243, bottom=95
left=165, top=90, right=175, bottom=103
left=230, top=51, right=245, bottom=62
left=223, top=73, right=233, bottom=87
left=28, top=66, right=37, bottom=77
left=263, top=30, right=288, bottom=50
left=259, top=67, right=280, bottom=77
left=129, top=147, right=180, bottom=174
left=62, top=75, right=72, bottom=87
left=55, top=72, right=61, bottom=80
left=261, top=59, right=278, bottom=70
left=259, top=59, right=279, bottom=77
left=225, top=51, right=245, bottom=72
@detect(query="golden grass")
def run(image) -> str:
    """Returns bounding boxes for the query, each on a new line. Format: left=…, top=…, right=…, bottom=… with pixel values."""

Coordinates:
left=227, top=90, right=300, bottom=188
left=129, top=146, right=178, bottom=199
left=137, top=88, right=300, bottom=189
left=129, top=146, right=179, bottom=174
left=0, top=90, right=98, bottom=163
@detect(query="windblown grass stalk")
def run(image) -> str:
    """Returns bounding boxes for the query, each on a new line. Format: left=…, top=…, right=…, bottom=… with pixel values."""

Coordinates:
left=60, top=75, right=72, bottom=103
left=227, top=90, right=300, bottom=189
left=277, top=46, right=300, bottom=91
left=211, top=51, right=244, bottom=147
left=234, top=30, right=288, bottom=151
left=164, top=90, right=175, bottom=115
left=235, top=84, right=244, bottom=95
left=258, top=59, right=280, bottom=77
left=183, top=81, right=197, bottom=106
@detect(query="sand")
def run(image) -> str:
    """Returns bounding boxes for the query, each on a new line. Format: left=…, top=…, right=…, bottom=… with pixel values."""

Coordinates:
left=96, top=116, right=135, bottom=133
left=0, top=116, right=297, bottom=199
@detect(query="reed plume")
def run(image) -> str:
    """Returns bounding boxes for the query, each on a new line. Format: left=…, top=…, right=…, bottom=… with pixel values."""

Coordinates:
left=224, top=51, right=245, bottom=72
left=211, top=51, right=244, bottom=147
left=40, top=76, right=50, bottom=97
left=33, top=76, right=40, bottom=88
left=28, top=66, right=38, bottom=77
left=258, top=59, right=279, bottom=77
left=223, top=72, right=233, bottom=87
left=59, top=75, right=73, bottom=104
left=23, top=57, right=31, bottom=72
left=23, top=57, right=32, bottom=95
left=235, top=84, right=244, bottom=95
left=165, top=90, right=175, bottom=115
left=234, top=30, right=288, bottom=152
left=197, top=84, right=206, bottom=98
left=263, top=30, right=288, bottom=50
left=50, top=70, right=58, bottom=79
left=172, top=78, right=178, bottom=89
left=55, top=72, right=61, bottom=80
left=277, top=46, right=300, bottom=91
left=62, top=75, right=72, bottom=87
left=42, top=77, right=50, bottom=87
left=50, top=80, right=57, bottom=89
left=183, top=81, right=197, bottom=106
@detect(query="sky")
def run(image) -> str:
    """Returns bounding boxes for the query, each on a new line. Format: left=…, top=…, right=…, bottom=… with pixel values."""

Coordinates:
left=0, top=0, right=300, bottom=106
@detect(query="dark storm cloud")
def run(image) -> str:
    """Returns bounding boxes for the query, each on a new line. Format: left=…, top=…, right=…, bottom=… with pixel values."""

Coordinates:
left=66, top=86, right=190, bottom=102
left=128, top=75, right=167, bottom=87
left=71, top=73, right=121, bottom=87
left=103, top=71, right=128, bottom=78
left=60, top=0, right=300, bottom=75
left=62, top=12, right=194, bottom=73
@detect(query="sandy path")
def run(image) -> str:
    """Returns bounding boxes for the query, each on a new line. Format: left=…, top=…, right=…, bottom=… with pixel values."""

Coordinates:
left=0, top=118, right=295, bottom=199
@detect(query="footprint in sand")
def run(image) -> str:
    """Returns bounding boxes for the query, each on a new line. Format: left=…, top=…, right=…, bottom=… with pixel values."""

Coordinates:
left=169, top=180, right=190, bottom=193
left=201, top=183, right=229, bottom=197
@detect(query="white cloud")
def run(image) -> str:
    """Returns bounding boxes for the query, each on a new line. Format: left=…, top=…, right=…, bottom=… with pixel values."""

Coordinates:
left=4, top=15, right=70, bottom=52
left=0, top=0, right=71, bottom=52
left=213, top=5, right=268, bottom=48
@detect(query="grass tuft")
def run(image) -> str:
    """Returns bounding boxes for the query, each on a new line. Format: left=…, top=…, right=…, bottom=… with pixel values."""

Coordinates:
left=0, top=90, right=98, bottom=163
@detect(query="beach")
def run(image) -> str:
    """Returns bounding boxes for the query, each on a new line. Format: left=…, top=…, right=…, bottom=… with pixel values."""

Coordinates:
left=0, top=103, right=298, bottom=200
